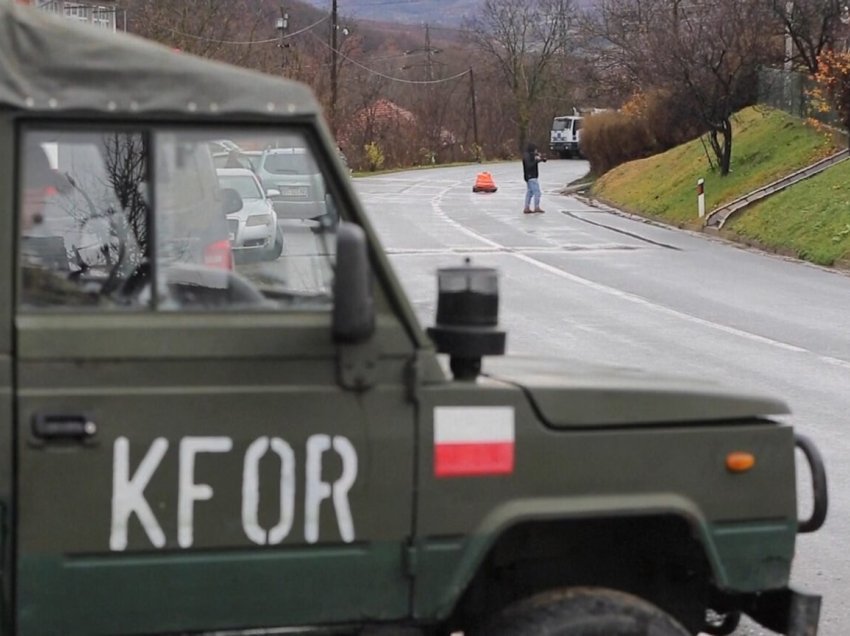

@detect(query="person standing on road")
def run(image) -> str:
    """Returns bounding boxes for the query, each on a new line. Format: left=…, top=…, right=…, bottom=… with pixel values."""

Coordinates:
left=522, top=142, right=546, bottom=214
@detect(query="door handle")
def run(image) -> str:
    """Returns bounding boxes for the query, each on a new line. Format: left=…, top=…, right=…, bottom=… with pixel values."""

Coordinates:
left=32, top=413, right=97, bottom=441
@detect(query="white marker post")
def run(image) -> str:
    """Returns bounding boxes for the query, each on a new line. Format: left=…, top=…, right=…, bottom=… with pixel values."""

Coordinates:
left=697, top=178, right=705, bottom=219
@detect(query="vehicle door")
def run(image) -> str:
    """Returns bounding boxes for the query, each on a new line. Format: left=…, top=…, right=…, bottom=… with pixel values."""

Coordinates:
left=14, top=123, right=416, bottom=635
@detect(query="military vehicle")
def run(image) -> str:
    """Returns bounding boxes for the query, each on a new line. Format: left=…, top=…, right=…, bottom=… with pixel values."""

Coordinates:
left=0, top=2, right=828, bottom=635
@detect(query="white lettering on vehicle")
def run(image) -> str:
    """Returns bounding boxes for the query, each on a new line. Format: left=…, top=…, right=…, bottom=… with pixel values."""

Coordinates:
left=109, top=434, right=358, bottom=551
left=178, top=436, right=233, bottom=548
left=242, top=437, right=296, bottom=545
left=110, top=437, right=169, bottom=551
left=305, top=435, right=357, bottom=544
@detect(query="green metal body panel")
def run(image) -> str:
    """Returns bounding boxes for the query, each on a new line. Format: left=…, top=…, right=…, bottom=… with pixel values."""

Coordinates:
left=19, top=543, right=407, bottom=634
left=15, top=323, right=416, bottom=634
left=412, top=379, right=798, bottom=619
left=484, top=356, right=789, bottom=426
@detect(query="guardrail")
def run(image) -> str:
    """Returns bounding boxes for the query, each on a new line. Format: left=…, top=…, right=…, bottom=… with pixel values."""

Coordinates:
left=705, top=149, right=849, bottom=229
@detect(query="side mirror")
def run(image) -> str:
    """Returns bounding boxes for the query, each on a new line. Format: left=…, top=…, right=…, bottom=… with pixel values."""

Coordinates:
left=266, top=188, right=281, bottom=197
left=221, top=187, right=243, bottom=215
left=333, top=222, right=374, bottom=344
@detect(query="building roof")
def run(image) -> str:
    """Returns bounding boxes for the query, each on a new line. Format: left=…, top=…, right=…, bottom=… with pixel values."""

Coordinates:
left=0, top=0, right=318, bottom=119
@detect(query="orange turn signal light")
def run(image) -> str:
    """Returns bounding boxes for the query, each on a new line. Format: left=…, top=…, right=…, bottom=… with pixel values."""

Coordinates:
left=726, top=452, right=756, bottom=473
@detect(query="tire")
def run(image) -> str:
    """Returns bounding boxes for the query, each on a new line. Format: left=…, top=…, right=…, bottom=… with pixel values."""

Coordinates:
left=470, top=587, right=692, bottom=636
left=267, top=226, right=284, bottom=260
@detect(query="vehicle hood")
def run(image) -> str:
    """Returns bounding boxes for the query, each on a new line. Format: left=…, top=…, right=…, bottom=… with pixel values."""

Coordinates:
left=228, top=199, right=273, bottom=221
left=482, top=356, right=789, bottom=428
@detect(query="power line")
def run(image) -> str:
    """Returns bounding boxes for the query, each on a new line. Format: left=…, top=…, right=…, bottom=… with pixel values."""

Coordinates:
left=310, top=31, right=469, bottom=85
left=151, top=12, right=330, bottom=46
left=342, top=0, right=429, bottom=5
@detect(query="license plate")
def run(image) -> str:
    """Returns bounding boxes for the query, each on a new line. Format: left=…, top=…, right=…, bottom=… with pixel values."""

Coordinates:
left=280, top=185, right=308, bottom=197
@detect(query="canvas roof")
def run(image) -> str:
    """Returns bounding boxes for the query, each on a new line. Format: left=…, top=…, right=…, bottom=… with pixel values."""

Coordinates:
left=0, top=0, right=318, bottom=119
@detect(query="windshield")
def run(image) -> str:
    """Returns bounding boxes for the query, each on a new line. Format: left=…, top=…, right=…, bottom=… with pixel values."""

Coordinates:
left=262, top=150, right=317, bottom=175
left=552, top=118, right=570, bottom=131
left=219, top=175, right=263, bottom=200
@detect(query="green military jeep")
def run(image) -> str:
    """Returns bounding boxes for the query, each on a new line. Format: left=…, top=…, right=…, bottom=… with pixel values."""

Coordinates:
left=0, top=3, right=828, bottom=635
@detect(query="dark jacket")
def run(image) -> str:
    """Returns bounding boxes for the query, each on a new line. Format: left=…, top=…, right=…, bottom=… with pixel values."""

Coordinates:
left=522, top=146, right=545, bottom=182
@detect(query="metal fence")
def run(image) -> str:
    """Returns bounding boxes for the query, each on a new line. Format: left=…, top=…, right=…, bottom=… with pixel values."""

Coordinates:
left=758, top=66, right=840, bottom=127
left=34, top=1, right=120, bottom=30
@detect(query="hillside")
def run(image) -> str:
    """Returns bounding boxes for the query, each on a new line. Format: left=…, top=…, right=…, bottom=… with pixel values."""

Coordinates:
left=300, top=0, right=483, bottom=24
left=591, top=107, right=850, bottom=266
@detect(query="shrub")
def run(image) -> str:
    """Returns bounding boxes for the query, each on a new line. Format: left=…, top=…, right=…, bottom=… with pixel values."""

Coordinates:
left=582, top=90, right=706, bottom=175
left=581, top=111, right=654, bottom=175
left=364, top=142, right=385, bottom=172
left=642, top=90, right=704, bottom=149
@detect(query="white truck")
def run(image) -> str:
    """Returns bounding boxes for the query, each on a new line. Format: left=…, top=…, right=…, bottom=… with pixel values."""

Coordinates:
left=549, top=114, right=583, bottom=159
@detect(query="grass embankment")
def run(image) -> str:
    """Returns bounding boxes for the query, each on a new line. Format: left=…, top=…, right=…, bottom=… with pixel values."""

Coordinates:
left=591, top=107, right=850, bottom=266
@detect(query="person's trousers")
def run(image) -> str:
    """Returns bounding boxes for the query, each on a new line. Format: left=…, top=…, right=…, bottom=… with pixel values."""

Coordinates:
left=525, top=178, right=541, bottom=209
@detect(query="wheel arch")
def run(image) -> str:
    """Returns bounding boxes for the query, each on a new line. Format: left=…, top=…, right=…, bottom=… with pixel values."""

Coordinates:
left=420, top=495, right=725, bottom=633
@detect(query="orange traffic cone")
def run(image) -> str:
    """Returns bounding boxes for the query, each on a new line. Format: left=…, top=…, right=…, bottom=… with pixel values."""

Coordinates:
left=472, top=171, right=498, bottom=193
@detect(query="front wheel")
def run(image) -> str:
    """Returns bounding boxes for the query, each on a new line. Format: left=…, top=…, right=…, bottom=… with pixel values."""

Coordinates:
left=470, top=587, right=692, bottom=636
left=266, top=226, right=284, bottom=260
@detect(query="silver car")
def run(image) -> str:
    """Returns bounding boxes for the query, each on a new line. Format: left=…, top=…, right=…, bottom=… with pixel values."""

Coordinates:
left=216, top=168, right=283, bottom=260
left=253, top=147, right=329, bottom=222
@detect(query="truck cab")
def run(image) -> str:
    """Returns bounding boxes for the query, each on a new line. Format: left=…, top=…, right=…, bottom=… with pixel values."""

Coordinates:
left=550, top=115, right=583, bottom=159
left=0, top=4, right=827, bottom=635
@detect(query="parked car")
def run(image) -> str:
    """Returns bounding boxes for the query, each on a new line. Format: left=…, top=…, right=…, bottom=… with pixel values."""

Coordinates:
left=216, top=167, right=283, bottom=260
left=253, top=147, right=329, bottom=223
left=212, top=149, right=261, bottom=172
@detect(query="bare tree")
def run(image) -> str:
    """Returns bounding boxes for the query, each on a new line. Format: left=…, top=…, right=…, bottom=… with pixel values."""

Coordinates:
left=121, top=0, right=276, bottom=68
left=769, top=0, right=846, bottom=75
left=583, top=0, right=777, bottom=175
left=466, top=0, right=572, bottom=152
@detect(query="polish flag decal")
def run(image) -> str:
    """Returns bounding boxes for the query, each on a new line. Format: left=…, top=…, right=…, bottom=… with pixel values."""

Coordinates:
left=434, top=406, right=515, bottom=478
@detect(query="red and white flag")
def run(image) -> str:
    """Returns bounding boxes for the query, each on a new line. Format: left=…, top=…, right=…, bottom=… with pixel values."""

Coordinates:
left=434, top=406, right=515, bottom=478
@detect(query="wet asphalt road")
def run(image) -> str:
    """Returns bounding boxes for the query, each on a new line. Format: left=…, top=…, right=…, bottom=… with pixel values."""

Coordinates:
left=355, top=160, right=850, bottom=636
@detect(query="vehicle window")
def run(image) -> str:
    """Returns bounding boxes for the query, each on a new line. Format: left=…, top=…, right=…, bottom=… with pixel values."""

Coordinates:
left=18, top=128, right=337, bottom=312
left=154, top=130, right=335, bottom=311
left=261, top=150, right=316, bottom=175
left=552, top=119, right=568, bottom=131
left=214, top=150, right=258, bottom=171
left=218, top=175, right=263, bottom=200
left=18, top=130, right=151, bottom=309
left=575, top=119, right=583, bottom=131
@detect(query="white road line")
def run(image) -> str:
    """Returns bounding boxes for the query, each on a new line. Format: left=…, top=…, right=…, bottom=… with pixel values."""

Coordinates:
left=426, top=184, right=824, bottom=358
left=820, top=355, right=850, bottom=370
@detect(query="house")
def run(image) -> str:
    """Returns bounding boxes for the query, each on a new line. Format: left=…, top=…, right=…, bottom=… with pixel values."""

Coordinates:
left=340, top=98, right=458, bottom=168
left=19, top=0, right=121, bottom=31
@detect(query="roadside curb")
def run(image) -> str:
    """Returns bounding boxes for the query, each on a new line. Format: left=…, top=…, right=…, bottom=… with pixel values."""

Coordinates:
left=559, top=182, right=593, bottom=195
left=571, top=193, right=850, bottom=276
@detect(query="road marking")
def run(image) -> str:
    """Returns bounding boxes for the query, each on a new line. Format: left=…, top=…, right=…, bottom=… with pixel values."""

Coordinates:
left=425, top=184, right=828, bottom=358
left=561, top=210, right=681, bottom=250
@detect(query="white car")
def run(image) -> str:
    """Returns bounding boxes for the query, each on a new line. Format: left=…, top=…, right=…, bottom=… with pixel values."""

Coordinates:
left=216, top=168, right=283, bottom=260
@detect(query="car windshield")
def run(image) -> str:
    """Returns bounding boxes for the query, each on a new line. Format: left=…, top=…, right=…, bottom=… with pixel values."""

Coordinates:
left=552, top=119, right=570, bottom=131
left=262, top=150, right=316, bottom=175
left=219, top=175, right=263, bottom=200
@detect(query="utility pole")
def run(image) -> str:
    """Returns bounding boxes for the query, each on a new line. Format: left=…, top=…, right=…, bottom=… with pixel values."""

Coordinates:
left=425, top=23, right=434, bottom=81
left=276, top=5, right=290, bottom=68
left=469, top=67, right=479, bottom=161
left=330, top=0, right=339, bottom=137
left=401, top=25, right=442, bottom=79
